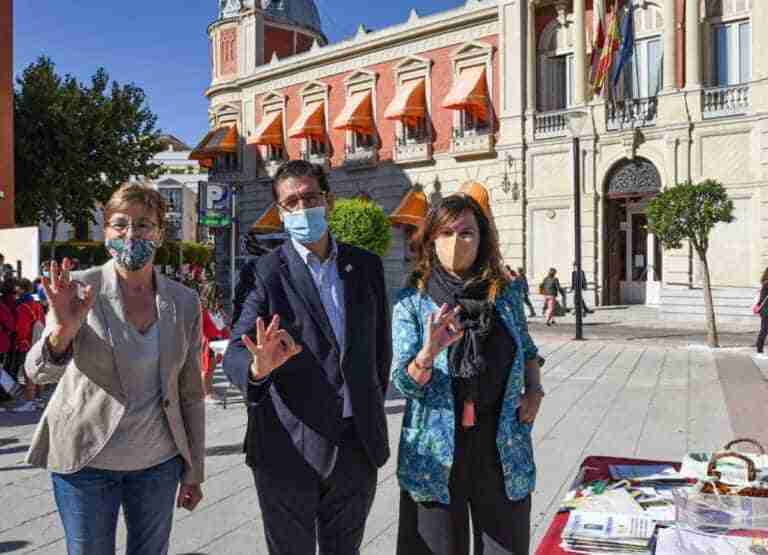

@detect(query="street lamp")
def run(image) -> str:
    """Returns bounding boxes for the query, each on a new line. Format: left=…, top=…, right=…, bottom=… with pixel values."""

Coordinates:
left=567, top=110, right=588, bottom=341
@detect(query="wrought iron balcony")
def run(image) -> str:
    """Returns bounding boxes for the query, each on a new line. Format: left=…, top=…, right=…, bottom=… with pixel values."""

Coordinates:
left=450, top=127, right=494, bottom=157
left=606, top=97, right=658, bottom=131
left=394, top=135, right=433, bottom=164
left=702, top=84, right=750, bottom=119
left=534, top=109, right=569, bottom=138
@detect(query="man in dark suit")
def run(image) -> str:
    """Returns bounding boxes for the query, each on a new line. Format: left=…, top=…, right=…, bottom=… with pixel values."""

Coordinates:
left=223, top=160, right=391, bottom=555
left=571, top=262, right=595, bottom=315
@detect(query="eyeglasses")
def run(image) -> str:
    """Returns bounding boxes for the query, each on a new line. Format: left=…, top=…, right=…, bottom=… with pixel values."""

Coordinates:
left=276, top=192, right=327, bottom=213
left=107, top=219, right=159, bottom=236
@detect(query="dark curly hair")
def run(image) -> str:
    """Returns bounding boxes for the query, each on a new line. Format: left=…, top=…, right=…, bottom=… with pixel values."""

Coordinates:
left=408, top=194, right=508, bottom=301
left=761, top=267, right=768, bottom=284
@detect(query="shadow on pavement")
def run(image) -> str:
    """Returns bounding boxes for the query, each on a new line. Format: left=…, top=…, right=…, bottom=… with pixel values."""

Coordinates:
left=0, top=540, right=30, bottom=552
left=0, top=445, right=28, bottom=456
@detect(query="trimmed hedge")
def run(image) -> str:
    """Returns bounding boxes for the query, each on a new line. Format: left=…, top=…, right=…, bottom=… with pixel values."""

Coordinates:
left=328, top=198, right=391, bottom=257
left=41, top=241, right=214, bottom=268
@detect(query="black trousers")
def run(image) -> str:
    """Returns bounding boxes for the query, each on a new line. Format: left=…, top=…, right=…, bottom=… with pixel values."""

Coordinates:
left=252, top=425, right=377, bottom=555
left=396, top=412, right=531, bottom=555
left=758, top=314, right=768, bottom=353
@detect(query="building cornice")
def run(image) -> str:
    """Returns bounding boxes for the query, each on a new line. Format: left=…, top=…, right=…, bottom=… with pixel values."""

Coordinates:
left=206, top=2, right=499, bottom=99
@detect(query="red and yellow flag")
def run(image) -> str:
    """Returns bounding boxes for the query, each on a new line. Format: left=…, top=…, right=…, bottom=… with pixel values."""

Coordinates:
left=592, top=0, right=622, bottom=95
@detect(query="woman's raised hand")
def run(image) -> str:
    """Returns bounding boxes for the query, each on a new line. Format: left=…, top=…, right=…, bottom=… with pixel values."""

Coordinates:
left=420, top=304, right=464, bottom=363
left=42, top=258, right=96, bottom=351
left=242, top=314, right=303, bottom=380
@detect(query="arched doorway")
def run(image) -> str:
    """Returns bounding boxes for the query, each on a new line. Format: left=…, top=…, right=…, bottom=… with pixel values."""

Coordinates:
left=602, top=157, right=663, bottom=305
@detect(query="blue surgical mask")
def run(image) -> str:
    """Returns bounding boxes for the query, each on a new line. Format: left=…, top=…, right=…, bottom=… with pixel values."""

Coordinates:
left=282, top=206, right=328, bottom=245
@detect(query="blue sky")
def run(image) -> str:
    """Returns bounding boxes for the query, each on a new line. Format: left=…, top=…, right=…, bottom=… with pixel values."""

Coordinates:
left=14, top=1, right=466, bottom=147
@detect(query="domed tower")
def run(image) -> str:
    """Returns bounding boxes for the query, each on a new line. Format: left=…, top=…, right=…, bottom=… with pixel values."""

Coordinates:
left=209, top=0, right=327, bottom=86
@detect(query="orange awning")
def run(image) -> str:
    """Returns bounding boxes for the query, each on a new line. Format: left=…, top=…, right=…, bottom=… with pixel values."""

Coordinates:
left=250, top=203, right=283, bottom=234
left=189, top=125, right=240, bottom=164
left=249, top=111, right=284, bottom=146
left=333, top=92, right=374, bottom=135
left=442, top=66, right=489, bottom=121
left=288, top=102, right=325, bottom=139
left=389, top=189, right=428, bottom=228
left=384, top=80, right=426, bottom=126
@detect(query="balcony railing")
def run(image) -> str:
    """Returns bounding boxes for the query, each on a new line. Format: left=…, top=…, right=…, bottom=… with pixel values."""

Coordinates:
left=702, top=84, right=750, bottom=119
left=450, top=127, right=494, bottom=157
left=606, top=97, right=658, bottom=131
left=343, top=145, right=378, bottom=169
left=394, top=135, right=433, bottom=164
left=301, top=150, right=330, bottom=168
left=534, top=109, right=569, bottom=138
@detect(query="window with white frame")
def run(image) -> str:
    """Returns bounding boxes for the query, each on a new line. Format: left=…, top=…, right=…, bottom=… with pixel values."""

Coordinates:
left=713, top=20, right=752, bottom=86
left=308, top=137, right=326, bottom=156
left=460, top=110, right=489, bottom=135
left=622, top=37, right=663, bottom=98
left=541, top=53, right=575, bottom=110
left=403, top=118, right=427, bottom=143
left=297, top=82, right=330, bottom=160
left=265, top=144, right=285, bottom=162
left=353, top=131, right=374, bottom=150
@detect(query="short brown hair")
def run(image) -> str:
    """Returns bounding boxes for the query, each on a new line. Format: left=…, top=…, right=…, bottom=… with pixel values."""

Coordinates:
left=103, top=183, right=168, bottom=232
left=408, top=194, right=508, bottom=301
left=271, top=160, right=329, bottom=202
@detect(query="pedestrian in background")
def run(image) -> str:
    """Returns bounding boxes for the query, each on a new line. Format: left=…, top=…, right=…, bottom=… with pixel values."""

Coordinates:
left=541, top=268, right=566, bottom=326
left=392, top=194, right=543, bottom=555
left=200, top=281, right=230, bottom=403
left=756, top=267, right=768, bottom=355
left=570, top=262, right=595, bottom=316
left=13, top=278, right=45, bottom=411
left=0, top=281, right=19, bottom=404
left=517, top=267, right=536, bottom=318
left=25, top=183, right=205, bottom=555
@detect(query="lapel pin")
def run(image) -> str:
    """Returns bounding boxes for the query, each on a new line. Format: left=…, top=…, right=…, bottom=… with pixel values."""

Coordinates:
left=345, top=264, right=353, bottom=273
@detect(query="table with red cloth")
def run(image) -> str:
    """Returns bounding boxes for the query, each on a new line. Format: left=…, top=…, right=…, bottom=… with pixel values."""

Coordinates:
left=535, top=456, right=681, bottom=555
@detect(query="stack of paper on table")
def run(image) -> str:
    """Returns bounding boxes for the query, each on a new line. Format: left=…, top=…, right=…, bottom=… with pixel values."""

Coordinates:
left=561, top=511, right=655, bottom=554
left=656, top=527, right=768, bottom=554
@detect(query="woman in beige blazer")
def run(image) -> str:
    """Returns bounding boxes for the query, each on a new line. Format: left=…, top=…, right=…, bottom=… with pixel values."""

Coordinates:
left=26, top=183, right=205, bottom=555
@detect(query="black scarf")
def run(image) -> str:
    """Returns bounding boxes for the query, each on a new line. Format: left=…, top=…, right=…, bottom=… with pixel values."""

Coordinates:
left=425, top=264, right=495, bottom=403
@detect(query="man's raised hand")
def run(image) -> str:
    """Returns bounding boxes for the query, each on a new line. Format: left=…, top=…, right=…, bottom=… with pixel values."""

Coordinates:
left=242, top=314, right=302, bottom=380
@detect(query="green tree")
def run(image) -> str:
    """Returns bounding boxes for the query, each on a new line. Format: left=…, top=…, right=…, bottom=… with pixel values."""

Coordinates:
left=647, top=179, right=734, bottom=348
left=328, top=198, right=392, bottom=257
left=15, top=57, right=163, bottom=260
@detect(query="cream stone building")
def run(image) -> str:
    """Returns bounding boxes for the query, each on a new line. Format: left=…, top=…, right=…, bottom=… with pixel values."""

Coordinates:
left=196, top=0, right=766, bottom=321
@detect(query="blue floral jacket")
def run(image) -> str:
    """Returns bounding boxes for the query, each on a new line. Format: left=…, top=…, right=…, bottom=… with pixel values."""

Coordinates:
left=391, top=281, right=539, bottom=504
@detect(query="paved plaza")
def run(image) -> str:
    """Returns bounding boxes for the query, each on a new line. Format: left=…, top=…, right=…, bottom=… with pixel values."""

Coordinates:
left=2, top=310, right=768, bottom=553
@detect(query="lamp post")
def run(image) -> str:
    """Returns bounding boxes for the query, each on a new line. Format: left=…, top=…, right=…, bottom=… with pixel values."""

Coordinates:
left=567, top=111, right=588, bottom=341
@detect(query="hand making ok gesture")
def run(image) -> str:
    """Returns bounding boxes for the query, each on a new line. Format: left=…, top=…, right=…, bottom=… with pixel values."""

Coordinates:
left=41, top=258, right=97, bottom=353
left=242, top=314, right=303, bottom=380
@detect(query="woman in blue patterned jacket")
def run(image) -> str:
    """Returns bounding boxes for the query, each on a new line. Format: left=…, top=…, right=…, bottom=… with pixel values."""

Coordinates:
left=392, top=194, right=544, bottom=555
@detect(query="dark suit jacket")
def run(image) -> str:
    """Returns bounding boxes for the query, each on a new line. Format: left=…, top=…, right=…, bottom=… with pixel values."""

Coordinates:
left=223, top=240, right=391, bottom=476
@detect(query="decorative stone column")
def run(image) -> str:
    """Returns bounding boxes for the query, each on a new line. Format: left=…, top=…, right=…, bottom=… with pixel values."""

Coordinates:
left=663, top=0, right=678, bottom=90
left=574, top=0, right=587, bottom=105
left=685, top=0, right=701, bottom=88
left=526, top=1, right=537, bottom=112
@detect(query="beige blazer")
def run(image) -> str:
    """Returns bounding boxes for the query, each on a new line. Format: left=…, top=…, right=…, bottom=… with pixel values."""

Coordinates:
left=25, top=260, right=205, bottom=485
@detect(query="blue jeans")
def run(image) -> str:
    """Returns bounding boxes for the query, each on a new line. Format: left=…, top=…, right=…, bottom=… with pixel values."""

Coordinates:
left=52, top=456, right=183, bottom=555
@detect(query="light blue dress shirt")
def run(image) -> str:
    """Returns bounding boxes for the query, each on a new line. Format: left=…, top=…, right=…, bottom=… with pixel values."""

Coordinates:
left=291, top=237, right=352, bottom=417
